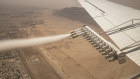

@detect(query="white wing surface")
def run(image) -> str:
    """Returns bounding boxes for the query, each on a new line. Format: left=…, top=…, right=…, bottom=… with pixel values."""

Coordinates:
left=78, top=0, right=140, bottom=66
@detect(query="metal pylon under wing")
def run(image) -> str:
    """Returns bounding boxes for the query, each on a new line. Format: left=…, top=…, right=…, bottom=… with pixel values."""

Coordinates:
left=70, top=25, right=126, bottom=64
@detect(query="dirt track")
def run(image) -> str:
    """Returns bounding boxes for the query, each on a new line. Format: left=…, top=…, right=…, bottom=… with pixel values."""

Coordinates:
left=0, top=0, right=140, bottom=79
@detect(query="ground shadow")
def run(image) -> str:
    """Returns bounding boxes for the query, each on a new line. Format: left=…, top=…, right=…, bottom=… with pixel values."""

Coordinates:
left=53, top=7, right=99, bottom=26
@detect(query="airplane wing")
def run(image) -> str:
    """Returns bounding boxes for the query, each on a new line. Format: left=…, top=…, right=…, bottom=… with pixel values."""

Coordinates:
left=78, top=0, right=140, bottom=66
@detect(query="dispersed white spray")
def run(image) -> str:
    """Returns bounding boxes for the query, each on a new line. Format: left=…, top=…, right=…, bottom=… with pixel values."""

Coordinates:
left=0, top=34, right=71, bottom=51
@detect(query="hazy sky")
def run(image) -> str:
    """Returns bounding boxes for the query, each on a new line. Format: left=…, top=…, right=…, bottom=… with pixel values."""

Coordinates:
left=0, top=0, right=139, bottom=9
left=0, top=0, right=80, bottom=9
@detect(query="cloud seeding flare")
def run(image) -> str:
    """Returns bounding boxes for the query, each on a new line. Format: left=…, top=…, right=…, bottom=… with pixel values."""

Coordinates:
left=0, top=34, right=70, bottom=51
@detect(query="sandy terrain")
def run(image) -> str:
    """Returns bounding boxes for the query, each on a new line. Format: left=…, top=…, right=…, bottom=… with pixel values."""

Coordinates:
left=109, top=0, right=140, bottom=10
left=0, top=5, right=60, bottom=79
left=0, top=0, right=140, bottom=79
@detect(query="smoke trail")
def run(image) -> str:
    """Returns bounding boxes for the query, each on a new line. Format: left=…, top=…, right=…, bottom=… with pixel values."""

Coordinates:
left=0, top=34, right=70, bottom=51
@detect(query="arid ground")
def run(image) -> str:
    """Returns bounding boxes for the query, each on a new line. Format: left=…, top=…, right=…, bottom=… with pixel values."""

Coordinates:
left=0, top=0, right=140, bottom=79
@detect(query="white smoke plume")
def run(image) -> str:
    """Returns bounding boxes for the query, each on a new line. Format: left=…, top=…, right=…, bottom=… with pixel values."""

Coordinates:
left=0, top=34, right=70, bottom=51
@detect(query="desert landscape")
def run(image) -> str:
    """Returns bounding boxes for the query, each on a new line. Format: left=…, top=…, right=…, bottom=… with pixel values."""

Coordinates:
left=0, top=0, right=140, bottom=79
